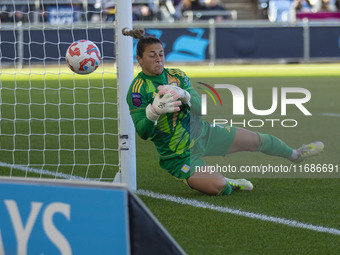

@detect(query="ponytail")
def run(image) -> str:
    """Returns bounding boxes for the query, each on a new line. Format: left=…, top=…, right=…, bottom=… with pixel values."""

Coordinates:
left=122, top=27, right=145, bottom=39
left=122, top=27, right=162, bottom=58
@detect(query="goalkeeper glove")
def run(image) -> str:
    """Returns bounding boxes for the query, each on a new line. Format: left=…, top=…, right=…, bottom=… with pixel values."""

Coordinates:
left=158, top=85, right=191, bottom=106
left=145, top=90, right=182, bottom=122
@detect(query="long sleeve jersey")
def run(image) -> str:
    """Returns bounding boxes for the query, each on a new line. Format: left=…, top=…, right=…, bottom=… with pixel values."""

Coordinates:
left=126, top=68, right=203, bottom=159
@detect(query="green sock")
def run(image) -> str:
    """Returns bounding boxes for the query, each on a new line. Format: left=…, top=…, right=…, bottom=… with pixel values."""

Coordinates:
left=218, top=182, right=232, bottom=196
left=256, top=132, right=293, bottom=158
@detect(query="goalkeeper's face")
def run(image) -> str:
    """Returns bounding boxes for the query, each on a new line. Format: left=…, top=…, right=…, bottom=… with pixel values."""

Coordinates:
left=137, top=43, right=165, bottom=76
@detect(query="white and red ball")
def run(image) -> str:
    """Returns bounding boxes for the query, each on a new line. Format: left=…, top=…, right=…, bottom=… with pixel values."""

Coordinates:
left=66, top=40, right=101, bottom=74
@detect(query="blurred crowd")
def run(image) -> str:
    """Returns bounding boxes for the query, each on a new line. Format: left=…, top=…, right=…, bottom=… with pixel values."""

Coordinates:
left=295, top=0, right=340, bottom=12
left=0, top=0, right=230, bottom=24
left=260, top=0, right=340, bottom=21
left=0, top=0, right=339, bottom=24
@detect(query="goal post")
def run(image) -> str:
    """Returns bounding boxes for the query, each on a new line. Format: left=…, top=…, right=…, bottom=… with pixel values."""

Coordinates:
left=0, top=0, right=136, bottom=190
left=116, top=0, right=137, bottom=190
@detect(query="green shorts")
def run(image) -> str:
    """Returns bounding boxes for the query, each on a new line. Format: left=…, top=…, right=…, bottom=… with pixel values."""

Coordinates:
left=159, top=122, right=236, bottom=180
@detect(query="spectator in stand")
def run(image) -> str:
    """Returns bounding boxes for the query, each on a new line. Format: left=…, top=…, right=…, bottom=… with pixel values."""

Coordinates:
left=6, top=4, right=29, bottom=23
left=181, top=0, right=205, bottom=13
left=296, top=0, right=313, bottom=12
left=204, top=0, right=227, bottom=21
left=181, top=0, right=207, bottom=20
left=133, top=4, right=155, bottom=21
left=0, top=5, right=9, bottom=22
left=320, top=0, right=338, bottom=11
left=132, top=0, right=158, bottom=21
left=307, top=0, right=337, bottom=11
left=173, top=0, right=184, bottom=20
left=102, top=0, right=115, bottom=22
left=84, top=1, right=101, bottom=23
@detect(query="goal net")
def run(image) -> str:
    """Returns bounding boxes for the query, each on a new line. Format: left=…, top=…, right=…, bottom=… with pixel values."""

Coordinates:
left=0, top=0, right=136, bottom=188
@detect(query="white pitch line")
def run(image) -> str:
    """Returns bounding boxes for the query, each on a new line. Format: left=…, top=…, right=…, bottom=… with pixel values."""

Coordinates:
left=0, top=161, right=85, bottom=181
left=2, top=161, right=340, bottom=236
left=137, top=189, right=340, bottom=236
left=321, top=113, right=340, bottom=117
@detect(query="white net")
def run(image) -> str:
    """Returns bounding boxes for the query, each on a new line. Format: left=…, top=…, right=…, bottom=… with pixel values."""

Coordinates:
left=0, top=0, right=119, bottom=181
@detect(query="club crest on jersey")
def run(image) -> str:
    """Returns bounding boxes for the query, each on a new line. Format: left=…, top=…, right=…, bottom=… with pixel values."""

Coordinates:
left=131, top=93, right=142, bottom=107
left=181, top=164, right=190, bottom=173
left=169, top=82, right=179, bottom=87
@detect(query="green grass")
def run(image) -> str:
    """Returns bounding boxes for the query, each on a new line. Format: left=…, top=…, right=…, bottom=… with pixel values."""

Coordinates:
left=1, top=64, right=340, bottom=254
left=136, top=66, right=340, bottom=254
left=0, top=72, right=119, bottom=180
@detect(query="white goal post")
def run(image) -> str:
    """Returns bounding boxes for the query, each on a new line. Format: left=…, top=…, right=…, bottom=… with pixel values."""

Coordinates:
left=116, top=0, right=137, bottom=190
left=0, top=0, right=136, bottom=190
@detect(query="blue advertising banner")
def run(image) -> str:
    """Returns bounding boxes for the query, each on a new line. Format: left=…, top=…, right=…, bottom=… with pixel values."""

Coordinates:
left=215, top=27, right=303, bottom=59
left=23, top=29, right=115, bottom=63
left=133, top=28, right=210, bottom=62
left=309, top=26, right=340, bottom=58
left=0, top=179, right=129, bottom=255
left=1, top=24, right=340, bottom=64
left=0, top=30, right=16, bottom=61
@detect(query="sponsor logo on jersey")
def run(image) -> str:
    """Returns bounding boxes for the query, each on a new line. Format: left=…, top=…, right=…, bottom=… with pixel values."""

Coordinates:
left=169, top=82, right=179, bottom=87
left=131, top=93, right=142, bottom=107
left=181, top=164, right=191, bottom=173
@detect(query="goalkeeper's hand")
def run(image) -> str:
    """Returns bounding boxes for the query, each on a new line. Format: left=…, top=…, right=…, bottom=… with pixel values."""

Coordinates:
left=157, top=85, right=191, bottom=106
left=146, top=90, right=182, bottom=122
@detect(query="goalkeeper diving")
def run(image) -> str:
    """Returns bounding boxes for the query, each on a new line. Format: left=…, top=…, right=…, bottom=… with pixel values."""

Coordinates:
left=123, top=28, right=324, bottom=196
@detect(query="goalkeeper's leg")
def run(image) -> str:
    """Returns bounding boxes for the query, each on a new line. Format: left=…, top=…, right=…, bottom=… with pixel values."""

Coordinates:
left=227, top=127, right=292, bottom=157
left=187, top=168, right=253, bottom=196
left=187, top=169, right=229, bottom=196
left=228, top=127, right=324, bottom=162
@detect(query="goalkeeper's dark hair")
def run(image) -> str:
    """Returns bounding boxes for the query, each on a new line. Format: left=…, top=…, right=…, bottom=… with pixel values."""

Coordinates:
left=122, top=27, right=163, bottom=58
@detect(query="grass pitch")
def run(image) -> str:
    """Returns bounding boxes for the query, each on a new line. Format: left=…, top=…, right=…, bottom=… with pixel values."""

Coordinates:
left=0, top=63, right=340, bottom=254
left=137, top=64, right=340, bottom=254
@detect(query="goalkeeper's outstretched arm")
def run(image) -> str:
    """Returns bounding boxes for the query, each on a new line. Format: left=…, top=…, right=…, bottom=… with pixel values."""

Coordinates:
left=130, top=109, right=156, bottom=140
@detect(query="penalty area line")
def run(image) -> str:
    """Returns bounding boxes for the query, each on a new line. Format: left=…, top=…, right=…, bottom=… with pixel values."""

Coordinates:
left=137, top=189, right=340, bottom=236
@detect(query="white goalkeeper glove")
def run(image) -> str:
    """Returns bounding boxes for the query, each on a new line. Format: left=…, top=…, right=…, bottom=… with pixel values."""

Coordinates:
left=145, top=90, right=182, bottom=122
left=158, top=85, right=191, bottom=106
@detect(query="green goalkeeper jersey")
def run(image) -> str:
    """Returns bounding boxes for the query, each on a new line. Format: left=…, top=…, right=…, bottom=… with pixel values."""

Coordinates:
left=126, top=68, right=202, bottom=159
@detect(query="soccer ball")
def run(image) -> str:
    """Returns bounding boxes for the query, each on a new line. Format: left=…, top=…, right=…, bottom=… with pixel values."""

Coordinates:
left=66, top=40, right=101, bottom=74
